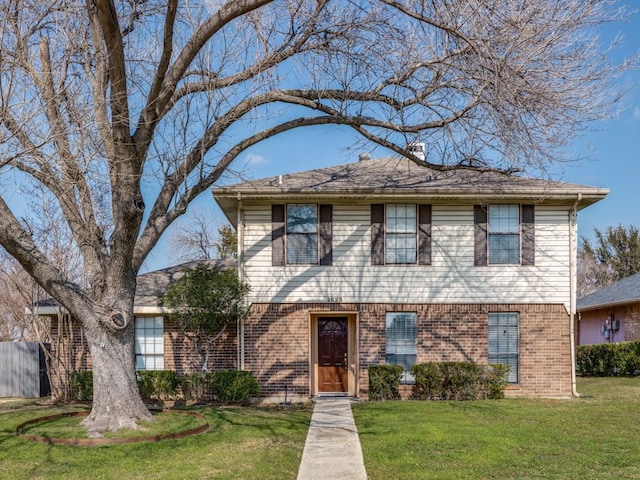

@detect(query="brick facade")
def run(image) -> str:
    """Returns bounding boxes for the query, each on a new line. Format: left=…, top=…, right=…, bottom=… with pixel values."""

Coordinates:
left=48, top=315, right=238, bottom=393
left=246, top=302, right=573, bottom=402
left=50, top=303, right=573, bottom=401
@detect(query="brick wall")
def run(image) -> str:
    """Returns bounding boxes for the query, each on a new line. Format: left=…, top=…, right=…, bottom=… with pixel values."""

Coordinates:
left=246, top=302, right=573, bottom=401
left=624, top=304, right=640, bottom=341
left=48, top=315, right=238, bottom=394
left=49, top=303, right=573, bottom=401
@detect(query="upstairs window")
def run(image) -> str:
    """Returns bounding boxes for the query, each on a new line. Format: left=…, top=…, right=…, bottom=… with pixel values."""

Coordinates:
left=474, top=204, right=535, bottom=266
left=371, top=204, right=431, bottom=265
left=272, top=204, right=332, bottom=266
left=287, top=204, right=318, bottom=264
left=386, top=204, right=417, bottom=264
left=488, top=205, right=520, bottom=264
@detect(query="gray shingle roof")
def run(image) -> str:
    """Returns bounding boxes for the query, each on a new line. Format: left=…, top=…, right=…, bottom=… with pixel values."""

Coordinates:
left=577, top=272, right=640, bottom=311
left=134, top=258, right=235, bottom=306
left=212, top=156, right=607, bottom=224
left=35, top=259, right=235, bottom=311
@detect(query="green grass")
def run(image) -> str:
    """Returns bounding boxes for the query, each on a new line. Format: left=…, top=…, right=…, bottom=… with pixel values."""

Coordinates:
left=0, top=403, right=311, bottom=480
left=353, top=377, right=640, bottom=479
left=3, top=378, right=640, bottom=479
left=18, top=411, right=208, bottom=440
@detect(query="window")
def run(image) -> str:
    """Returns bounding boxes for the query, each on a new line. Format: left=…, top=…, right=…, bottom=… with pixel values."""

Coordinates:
left=272, top=204, right=332, bottom=266
left=474, top=204, right=535, bottom=266
left=385, top=312, right=417, bottom=383
left=488, top=205, right=520, bottom=264
left=371, top=204, right=431, bottom=265
left=386, top=204, right=417, bottom=264
left=135, top=316, right=164, bottom=370
left=287, top=204, right=318, bottom=264
left=488, top=312, right=519, bottom=383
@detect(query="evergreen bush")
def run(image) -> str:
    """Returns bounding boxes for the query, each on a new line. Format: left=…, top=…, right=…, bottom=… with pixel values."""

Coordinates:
left=411, top=362, right=509, bottom=400
left=209, top=370, right=260, bottom=404
left=368, top=365, right=403, bottom=400
left=577, top=340, right=640, bottom=376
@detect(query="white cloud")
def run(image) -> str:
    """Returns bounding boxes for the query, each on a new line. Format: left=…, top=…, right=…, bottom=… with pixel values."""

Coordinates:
left=633, top=107, right=640, bottom=120
left=244, top=153, right=269, bottom=166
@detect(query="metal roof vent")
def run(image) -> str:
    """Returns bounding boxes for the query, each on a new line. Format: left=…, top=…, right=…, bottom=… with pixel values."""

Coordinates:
left=407, top=143, right=425, bottom=161
left=358, top=152, right=372, bottom=162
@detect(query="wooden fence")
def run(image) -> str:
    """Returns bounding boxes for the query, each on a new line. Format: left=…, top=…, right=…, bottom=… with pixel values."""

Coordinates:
left=0, top=342, right=50, bottom=398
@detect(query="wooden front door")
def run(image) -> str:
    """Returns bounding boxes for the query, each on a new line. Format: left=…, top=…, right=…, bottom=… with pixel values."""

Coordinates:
left=318, top=317, right=348, bottom=393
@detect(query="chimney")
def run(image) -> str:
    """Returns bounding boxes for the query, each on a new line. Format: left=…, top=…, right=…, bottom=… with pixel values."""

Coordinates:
left=358, top=152, right=372, bottom=162
left=407, top=143, right=425, bottom=161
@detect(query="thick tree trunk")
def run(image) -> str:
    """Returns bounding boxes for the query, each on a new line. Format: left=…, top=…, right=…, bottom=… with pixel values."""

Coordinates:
left=80, top=316, right=153, bottom=437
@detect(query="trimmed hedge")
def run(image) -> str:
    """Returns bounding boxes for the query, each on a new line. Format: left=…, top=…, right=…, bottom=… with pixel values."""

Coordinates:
left=208, top=370, right=261, bottom=404
left=368, top=365, right=403, bottom=400
left=67, top=370, right=260, bottom=404
left=411, top=362, right=509, bottom=400
left=137, top=370, right=182, bottom=400
left=577, top=340, right=640, bottom=376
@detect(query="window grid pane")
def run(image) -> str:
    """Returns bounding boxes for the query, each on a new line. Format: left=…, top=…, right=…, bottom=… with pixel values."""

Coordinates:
left=287, top=204, right=318, bottom=264
left=489, top=205, right=520, bottom=264
left=135, top=316, right=164, bottom=371
left=386, top=313, right=417, bottom=383
left=488, top=313, right=519, bottom=383
left=386, top=204, right=417, bottom=264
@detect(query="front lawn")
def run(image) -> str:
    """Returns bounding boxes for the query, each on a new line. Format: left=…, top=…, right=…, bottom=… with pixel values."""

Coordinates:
left=0, top=403, right=311, bottom=480
left=353, top=377, right=640, bottom=479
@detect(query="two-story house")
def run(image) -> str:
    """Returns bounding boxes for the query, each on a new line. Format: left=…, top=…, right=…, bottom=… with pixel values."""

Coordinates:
left=212, top=155, right=607, bottom=401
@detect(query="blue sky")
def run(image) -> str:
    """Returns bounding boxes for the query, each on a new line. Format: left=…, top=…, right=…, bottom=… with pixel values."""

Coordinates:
left=143, top=9, right=640, bottom=272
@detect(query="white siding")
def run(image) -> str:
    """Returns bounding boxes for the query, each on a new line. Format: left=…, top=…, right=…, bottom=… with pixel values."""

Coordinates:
left=242, top=203, right=571, bottom=309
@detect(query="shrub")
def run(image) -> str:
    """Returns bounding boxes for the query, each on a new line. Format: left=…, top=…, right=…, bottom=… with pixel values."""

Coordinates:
left=137, top=370, right=182, bottom=400
left=577, top=340, right=640, bottom=376
left=368, top=365, right=403, bottom=400
left=411, top=362, right=441, bottom=400
left=484, top=364, right=510, bottom=399
left=181, top=372, right=209, bottom=401
left=71, top=370, right=93, bottom=402
left=209, top=370, right=260, bottom=404
left=411, top=362, right=508, bottom=400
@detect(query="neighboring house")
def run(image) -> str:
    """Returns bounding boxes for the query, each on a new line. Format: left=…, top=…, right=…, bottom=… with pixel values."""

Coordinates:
left=212, top=155, right=608, bottom=401
left=38, top=259, right=236, bottom=384
left=577, top=272, right=640, bottom=345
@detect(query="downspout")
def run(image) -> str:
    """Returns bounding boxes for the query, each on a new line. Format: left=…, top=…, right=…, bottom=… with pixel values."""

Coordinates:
left=569, top=193, right=582, bottom=397
left=236, top=193, right=246, bottom=371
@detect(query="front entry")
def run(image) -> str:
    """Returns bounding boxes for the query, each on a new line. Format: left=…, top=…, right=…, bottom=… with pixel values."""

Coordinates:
left=317, top=317, right=348, bottom=393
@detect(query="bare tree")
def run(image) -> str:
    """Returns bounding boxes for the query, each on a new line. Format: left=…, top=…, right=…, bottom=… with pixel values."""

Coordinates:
left=0, top=251, right=45, bottom=341
left=0, top=191, right=85, bottom=399
left=0, top=0, right=633, bottom=434
left=169, top=208, right=237, bottom=261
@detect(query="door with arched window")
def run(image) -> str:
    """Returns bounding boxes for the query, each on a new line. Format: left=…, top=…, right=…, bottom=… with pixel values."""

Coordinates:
left=317, top=317, right=348, bottom=392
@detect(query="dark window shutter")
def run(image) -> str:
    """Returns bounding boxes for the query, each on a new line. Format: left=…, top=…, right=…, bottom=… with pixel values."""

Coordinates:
left=474, top=205, right=488, bottom=266
left=521, top=205, right=535, bottom=266
left=272, top=204, right=285, bottom=266
left=371, top=204, right=385, bottom=265
left=319, top=204, right=333, bottom=266
left=418, top=204, right=432, bottom=265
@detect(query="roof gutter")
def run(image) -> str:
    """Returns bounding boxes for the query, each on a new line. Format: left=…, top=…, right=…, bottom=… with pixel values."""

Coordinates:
left=569, top=193, right=582, bottom=398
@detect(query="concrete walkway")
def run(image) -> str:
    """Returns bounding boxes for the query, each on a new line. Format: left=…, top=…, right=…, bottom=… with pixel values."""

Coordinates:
left=296, top=398, right=368, bottom=480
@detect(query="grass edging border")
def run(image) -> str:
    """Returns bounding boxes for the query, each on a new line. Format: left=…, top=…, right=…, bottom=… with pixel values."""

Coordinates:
left=15, top=410, right=210, bottom=447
